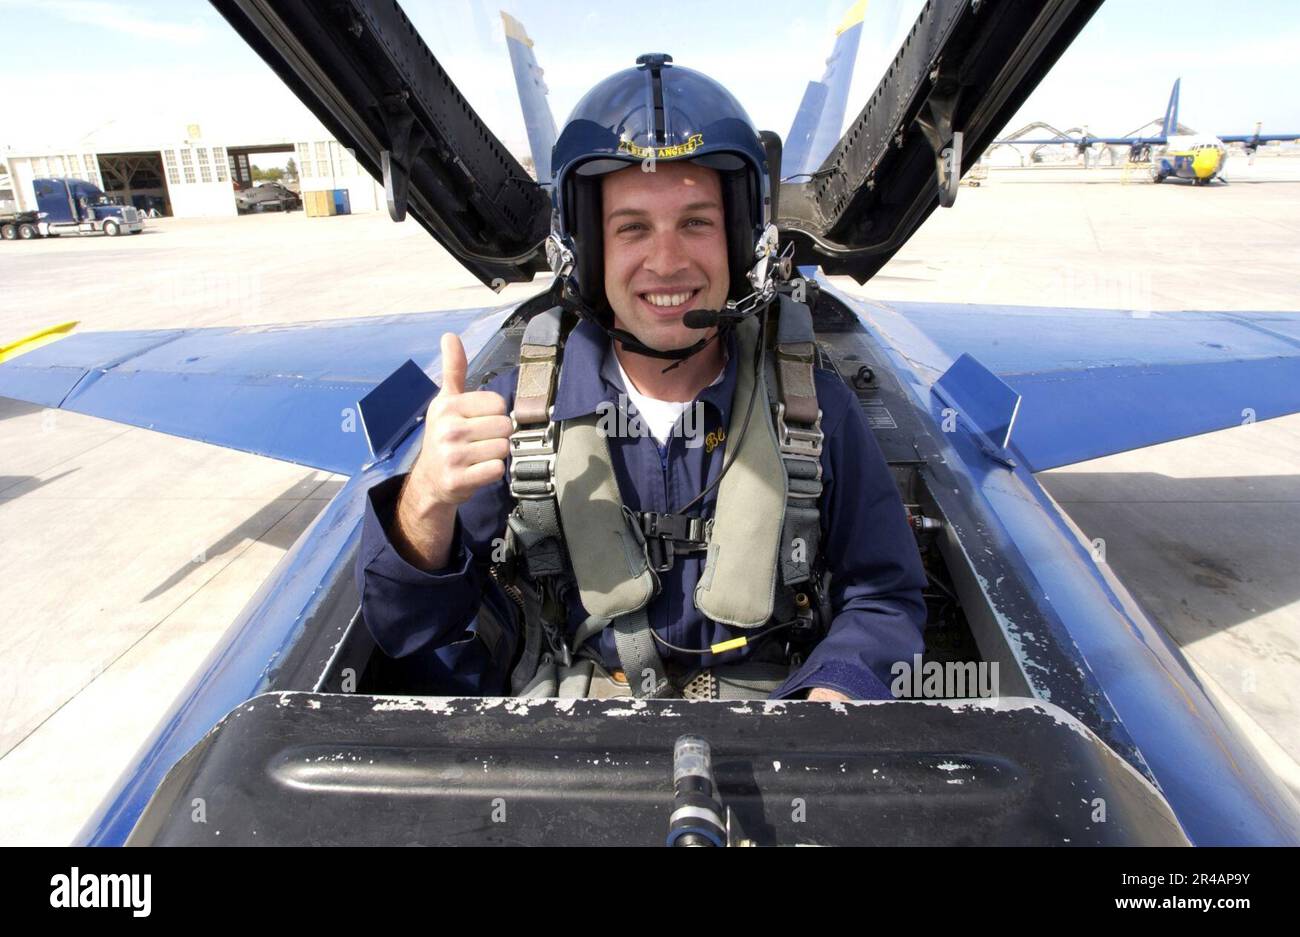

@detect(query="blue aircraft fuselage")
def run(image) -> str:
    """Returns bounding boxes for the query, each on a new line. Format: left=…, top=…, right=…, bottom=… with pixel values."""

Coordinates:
left=75, top=280, right=1300, bottom=847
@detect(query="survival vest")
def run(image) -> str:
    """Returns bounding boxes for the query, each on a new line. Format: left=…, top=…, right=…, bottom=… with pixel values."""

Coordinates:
left=498, top=294, right=826, bottom=698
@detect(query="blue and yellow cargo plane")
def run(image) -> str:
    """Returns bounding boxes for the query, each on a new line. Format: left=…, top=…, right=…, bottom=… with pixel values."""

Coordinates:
left=994, top=78, right=1300, bottom=184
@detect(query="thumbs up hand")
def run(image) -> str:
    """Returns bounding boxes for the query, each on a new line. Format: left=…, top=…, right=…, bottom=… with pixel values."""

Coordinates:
left=408, top=332, right=513, bottom=508
left=390, top=333, right=512, bottom=571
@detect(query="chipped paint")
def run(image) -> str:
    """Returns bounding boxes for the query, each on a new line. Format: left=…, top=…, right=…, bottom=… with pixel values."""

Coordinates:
left=370, top=696, right=455, bottom=714
left=504, top=698, right=550, bottom=716
left=973, top=568, right=1055, bottom=693
left=602, top=699, right=649, bottom=717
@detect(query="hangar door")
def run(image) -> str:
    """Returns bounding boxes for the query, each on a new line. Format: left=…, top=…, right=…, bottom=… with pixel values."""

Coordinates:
left=98, top=152, right=172, bottom=217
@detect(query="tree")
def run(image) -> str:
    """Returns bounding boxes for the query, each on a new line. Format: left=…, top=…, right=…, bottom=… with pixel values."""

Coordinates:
left=285, top=157, right=298, bottom=181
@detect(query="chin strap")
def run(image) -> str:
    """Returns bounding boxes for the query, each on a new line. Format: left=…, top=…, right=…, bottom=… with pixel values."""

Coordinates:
left=561, top=285, right=730, bottom=368
left=605, top=323, right=719, bottom=362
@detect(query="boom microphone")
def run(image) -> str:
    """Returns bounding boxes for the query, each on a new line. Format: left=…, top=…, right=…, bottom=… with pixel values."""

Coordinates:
left=682, top=308, right=722, bottom=329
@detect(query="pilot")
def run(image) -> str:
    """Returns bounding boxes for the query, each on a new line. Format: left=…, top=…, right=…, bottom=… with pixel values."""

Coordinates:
left=355, top=56, right=927, bottom=701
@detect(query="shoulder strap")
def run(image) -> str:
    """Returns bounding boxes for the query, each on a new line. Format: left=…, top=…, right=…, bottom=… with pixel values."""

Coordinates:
left=507, top=306, right=565, bottom=581
left=504, top=307, right=568, bottom=692
left=513, top=306, right=562, bottom=425
left=769, top=293, right=824, bottom=588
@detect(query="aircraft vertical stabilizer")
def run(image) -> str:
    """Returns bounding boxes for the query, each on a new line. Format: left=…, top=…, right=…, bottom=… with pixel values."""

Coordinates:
left=1161, top=78, right=1181, bottom=139
left=783, top=0, right=869, bottom=179
left=502, top=11, right=558, bottom=184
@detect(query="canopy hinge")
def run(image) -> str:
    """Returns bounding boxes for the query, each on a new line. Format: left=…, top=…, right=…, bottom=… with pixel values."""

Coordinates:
left=914, top=80, right=963, bottom=208
left=379, top=92, right=430, bottom=223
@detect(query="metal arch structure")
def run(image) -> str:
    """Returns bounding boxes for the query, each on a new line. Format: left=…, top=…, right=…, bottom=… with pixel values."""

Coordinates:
left=985, top=121, right=1085, bottom=165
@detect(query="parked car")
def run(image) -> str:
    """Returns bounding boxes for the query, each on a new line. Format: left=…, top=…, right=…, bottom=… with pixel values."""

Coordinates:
left=236, top=183, right=302, bottom=214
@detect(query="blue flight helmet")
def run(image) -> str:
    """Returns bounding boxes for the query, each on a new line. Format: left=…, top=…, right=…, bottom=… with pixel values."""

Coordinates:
left=548, top=53, right=777, bottom=360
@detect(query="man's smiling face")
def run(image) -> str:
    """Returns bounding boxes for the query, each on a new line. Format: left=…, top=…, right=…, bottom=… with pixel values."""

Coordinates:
left=601, top=160, right=731, bottom=351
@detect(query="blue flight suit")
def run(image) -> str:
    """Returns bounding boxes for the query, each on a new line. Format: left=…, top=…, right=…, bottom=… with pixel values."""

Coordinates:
left=355, top=317, right=927, bottom=699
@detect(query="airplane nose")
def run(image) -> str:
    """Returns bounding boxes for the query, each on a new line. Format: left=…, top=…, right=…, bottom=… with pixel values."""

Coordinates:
left=1193, top=146, right=1223, bottom=180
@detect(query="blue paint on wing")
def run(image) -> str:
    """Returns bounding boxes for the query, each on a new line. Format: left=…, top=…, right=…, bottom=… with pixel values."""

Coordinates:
left=0, top=307, right=501, bottom=475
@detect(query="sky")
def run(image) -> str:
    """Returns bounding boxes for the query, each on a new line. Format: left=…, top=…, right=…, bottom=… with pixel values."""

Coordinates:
left=2, top=0, right=1299, bottom=157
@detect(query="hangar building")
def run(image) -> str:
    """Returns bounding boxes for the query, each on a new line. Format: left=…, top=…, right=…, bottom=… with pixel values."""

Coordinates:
left=1, top=128, right=383, bottom=219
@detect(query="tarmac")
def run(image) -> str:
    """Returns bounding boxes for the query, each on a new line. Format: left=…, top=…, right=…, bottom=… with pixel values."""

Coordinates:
left=1, top=154, right=1297, bottom=844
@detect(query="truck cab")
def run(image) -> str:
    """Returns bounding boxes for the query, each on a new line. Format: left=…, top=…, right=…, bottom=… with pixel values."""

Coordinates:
left=29, top=177, right=144, bottom=237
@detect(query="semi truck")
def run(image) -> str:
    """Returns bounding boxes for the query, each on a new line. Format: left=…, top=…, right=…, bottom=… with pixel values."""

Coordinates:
left=0, top=176, right=143, bottom=241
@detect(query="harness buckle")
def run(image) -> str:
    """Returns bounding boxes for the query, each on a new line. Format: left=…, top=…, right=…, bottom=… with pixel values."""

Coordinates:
left=640, top=511, right=710, bottom=573
left=775, top=403, right=824, bottom=480
left=508, top=410, right=556, bottom=499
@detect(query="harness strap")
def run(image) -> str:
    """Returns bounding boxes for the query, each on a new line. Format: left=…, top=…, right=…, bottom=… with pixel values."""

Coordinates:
left=505, top=308, right=572, bottom=683
left=507, top=307, right=565, bottom=583
left=507, top=501, right=566, bottom=577
left=513, top=306, right=562, bottom=424
left=770, top=293, right=824, bottom=587
left=509, top=579, right=551, bottom=694
left=775, top=295, right=821, bottom=425
left=570, top=615, right=611, bottom=654
left=612, top=608, right=673, bottom=699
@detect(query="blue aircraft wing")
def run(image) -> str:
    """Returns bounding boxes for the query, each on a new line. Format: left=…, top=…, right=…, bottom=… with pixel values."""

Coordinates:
left=997, top=132, right=1299, bottom=146
left=867, top=301, right=1300, bottom=472
left=1218, top=133, right=1300, bottom=144
left=990, top=135, right=1168, bottom=146
left=1088, top=136, right=1168, bottom=145
left=0, top=306, right=509, bottom=476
